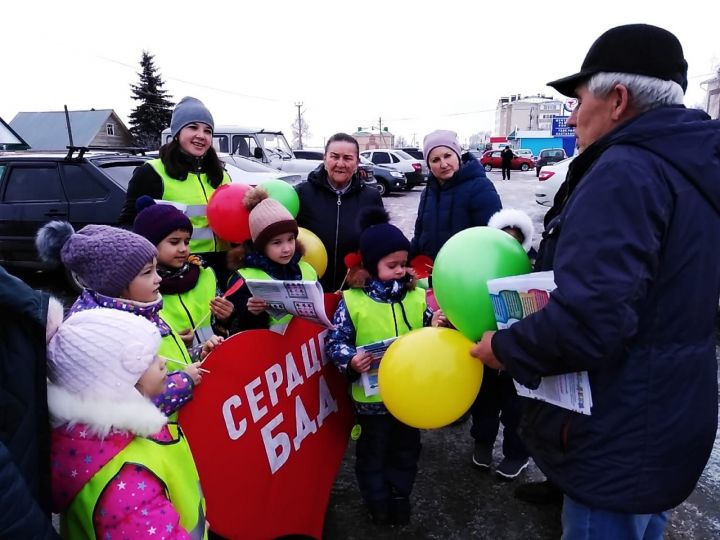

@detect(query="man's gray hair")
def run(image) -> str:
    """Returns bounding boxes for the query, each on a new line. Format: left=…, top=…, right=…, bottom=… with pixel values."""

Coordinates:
left=587, top=72, right=685, bottom=113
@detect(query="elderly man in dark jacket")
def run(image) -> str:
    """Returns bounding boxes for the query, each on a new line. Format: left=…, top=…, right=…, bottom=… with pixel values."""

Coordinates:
left=0, top=266, right=62, bottom=539
left=472, top=24, right=720, bottom=539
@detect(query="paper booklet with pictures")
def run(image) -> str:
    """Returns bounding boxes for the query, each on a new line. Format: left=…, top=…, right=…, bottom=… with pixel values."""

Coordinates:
left=356, top=337, right=398, bottom=397
left=487, top=271, right=593, bottom=415
left=244, top=279, right=334, bottom=328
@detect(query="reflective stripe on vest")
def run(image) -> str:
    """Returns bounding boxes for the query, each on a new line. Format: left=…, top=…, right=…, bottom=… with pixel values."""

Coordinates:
left=62, top=423, right=207, bottom=540
left=343, top=287, right=426, bottom=403
left=160, top=266, right=218, bottom=348
left=158, top=321, right=193, bottom=422
left=239, top=263, right=318, bottom=332
left=149, top=159, right=230, bottom=254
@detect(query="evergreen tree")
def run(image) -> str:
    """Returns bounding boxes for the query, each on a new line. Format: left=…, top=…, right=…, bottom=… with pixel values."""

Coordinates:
left=128, top=51, right=174, bottom=149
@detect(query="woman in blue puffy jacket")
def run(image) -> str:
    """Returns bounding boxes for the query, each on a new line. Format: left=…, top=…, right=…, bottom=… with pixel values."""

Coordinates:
left=410, top=130, right=502, bottom=260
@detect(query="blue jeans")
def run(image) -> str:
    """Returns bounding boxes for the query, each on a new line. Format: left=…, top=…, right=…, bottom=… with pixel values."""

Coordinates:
left=562, top=495, right=667, bottom=540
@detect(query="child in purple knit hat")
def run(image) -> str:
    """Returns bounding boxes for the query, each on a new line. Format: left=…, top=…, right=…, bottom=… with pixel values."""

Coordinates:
left=133, top=195, right=234, bottom=347
left=35, top=221, right=223, bottom=419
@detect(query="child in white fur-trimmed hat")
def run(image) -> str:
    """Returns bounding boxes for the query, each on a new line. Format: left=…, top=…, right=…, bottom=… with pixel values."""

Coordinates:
left=47, top=308, right=207, bottom=538
left=487, top=208, right=535, bottom=253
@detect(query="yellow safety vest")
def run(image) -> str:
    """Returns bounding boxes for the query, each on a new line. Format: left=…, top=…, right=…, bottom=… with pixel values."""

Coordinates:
left=61, top=423, right=207, bottom=539
left=160, top=266, right=218, bottom=348
left=343, top=287, right=426, bottom=403
left=238, top=262, right=318, bottom=332
left=149, top=159, right=230, bottom=254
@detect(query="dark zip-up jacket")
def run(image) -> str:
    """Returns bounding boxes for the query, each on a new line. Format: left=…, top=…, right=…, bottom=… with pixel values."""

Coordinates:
left=0, top=266, right=59, bottom=539
left=492, top=106, right=720, bottom=513
left=411, top=154, right=502, bottom=259
left=296, top=166, right=384, bottom=292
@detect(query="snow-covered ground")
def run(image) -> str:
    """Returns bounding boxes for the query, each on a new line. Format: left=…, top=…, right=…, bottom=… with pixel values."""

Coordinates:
left=384, top=169, right=720, bottom=538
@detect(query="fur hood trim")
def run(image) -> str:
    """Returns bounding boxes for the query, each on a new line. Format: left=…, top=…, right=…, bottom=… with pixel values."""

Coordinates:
left=47, top=383, right=167, bottom=438
left=46, top=296, right=64, bottom=344
left=488, top=208, right=535, bottom=252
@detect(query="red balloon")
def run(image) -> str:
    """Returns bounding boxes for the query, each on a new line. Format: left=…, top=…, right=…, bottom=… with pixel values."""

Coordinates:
left=207, top=184, right=251, bottom=243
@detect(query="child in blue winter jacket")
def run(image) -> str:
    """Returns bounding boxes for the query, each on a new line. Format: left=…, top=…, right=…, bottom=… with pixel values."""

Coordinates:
left=325, top=208, right=446, bottom=526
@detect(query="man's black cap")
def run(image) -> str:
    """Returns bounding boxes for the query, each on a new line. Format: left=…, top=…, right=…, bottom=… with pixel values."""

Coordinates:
left=547, top=24, right=688, bottom=97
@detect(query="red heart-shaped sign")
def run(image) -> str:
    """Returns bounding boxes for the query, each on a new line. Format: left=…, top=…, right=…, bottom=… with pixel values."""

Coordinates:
left=180, top=294, right=353, bottom=539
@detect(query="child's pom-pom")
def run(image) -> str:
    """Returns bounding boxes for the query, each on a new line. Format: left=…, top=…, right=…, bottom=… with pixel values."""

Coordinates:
left=243, top=186, right=269, bottom=211
left=135, top=195, right=157, bottom=213
left=344, top=251, right=362, bottom=269
left=358, top=207, right=391, bottom=231
left=36, top=221, right=75, bottom=264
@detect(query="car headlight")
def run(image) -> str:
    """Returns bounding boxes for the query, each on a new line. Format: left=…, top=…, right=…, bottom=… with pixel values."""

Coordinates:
left=390, top=171, right=404, bottom=178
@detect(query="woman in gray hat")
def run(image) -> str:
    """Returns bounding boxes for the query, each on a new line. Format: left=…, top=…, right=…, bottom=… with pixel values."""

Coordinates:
left=120, top=96, right=232, bottom=284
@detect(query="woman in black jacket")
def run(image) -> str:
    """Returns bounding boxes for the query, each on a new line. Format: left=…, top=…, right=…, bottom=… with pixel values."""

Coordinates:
left=119, top=96, right=231, bottom=283
left=295, top=133, right=384, bottom=292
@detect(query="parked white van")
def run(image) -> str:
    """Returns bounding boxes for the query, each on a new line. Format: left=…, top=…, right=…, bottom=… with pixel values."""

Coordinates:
left=160, top=126, right=321, bottom=181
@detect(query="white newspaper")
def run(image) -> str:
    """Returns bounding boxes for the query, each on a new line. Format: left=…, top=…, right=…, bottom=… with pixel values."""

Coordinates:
left=356, top=337, right=398, bottom=397
left=487, top=271, right=593, bottom=415
left=245, top=279, right=333, bottom=328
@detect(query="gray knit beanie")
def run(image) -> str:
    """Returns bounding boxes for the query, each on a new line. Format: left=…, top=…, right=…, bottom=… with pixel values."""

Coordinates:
left=36, top=221, right=157, bottom=298
left=170, top=96, right=215, bottom=138
left=423, top=129, right=462, bottom=165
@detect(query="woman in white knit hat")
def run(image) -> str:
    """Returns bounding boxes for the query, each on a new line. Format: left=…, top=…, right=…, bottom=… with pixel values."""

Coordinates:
left=47, top=308, right=207, bottom=539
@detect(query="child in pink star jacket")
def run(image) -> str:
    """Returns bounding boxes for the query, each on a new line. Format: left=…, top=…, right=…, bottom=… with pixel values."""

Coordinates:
left=48, top=308, right=207, bottom=539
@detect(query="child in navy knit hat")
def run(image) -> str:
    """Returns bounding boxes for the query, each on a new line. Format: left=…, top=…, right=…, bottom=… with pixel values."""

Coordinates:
left=133, top=195, right=234, bottom=347
left=35, top=221, right=222, bottom=420
left=325, top=208, right=447, bottom=526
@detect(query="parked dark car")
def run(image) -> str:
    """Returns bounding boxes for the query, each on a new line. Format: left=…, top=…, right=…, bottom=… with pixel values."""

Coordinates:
left=480, top=150, right=535, bottom=172
left=359, top=156, right=406, bottom=196
left=400, top=147, right=424, bottom=161
left=535, top=148, right=568, bottom=176
left=292, top=149, right=324, bottom=160
left=0, top=149, right=149, bottom=285
left=359, top=149, right=424, bottom=190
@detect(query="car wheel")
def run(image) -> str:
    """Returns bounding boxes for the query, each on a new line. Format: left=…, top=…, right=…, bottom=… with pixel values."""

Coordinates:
left=376, top=180, right=388, bottom=197
left=520, top=163, right=529, bottom=172
left=484, top=164, right=492, bottom=172
left=65, top=268, right=84, bottom=293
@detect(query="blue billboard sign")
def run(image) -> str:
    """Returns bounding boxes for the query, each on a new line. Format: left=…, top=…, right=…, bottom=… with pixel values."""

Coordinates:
left=552, top=116, right=576, bottom=137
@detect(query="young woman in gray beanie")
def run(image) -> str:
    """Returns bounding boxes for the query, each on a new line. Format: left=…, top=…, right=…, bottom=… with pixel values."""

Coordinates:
left=119, top=96, right=232, bottom=286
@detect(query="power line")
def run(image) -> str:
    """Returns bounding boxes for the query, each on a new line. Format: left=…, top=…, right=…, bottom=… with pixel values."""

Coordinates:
left=97, top=55, right=287, bottom=103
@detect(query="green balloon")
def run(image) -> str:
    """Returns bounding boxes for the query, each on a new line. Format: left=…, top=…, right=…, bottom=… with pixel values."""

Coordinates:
left=259, top=179, right=300, bottom=218
left=432, top=227, right=531, bottom=341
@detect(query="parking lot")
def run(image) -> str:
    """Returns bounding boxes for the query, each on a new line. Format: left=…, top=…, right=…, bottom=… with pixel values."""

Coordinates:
left=16, top=170, right=720, bottom=539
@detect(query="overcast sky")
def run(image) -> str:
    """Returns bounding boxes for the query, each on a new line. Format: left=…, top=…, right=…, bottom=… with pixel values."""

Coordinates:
left=4, top=0, right=719, bottom=148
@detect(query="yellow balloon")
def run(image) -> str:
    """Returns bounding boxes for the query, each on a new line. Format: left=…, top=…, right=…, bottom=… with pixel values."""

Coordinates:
left=298, top=227, right=328, bottom=278
left=378, top=327, right=483, bottom=429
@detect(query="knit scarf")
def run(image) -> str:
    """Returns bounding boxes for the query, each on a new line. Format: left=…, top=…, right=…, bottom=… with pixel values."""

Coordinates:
left=158, top=258, right=202, bottom=295
left=244, top=251, right=304, bottom=281
left=69, top=289, right=172, bottom=337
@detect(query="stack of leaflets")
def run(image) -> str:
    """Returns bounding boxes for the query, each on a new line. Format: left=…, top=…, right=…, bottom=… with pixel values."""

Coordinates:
left=487, top=271, right=593, bottom=415
left=356, top=337, right=397, bottom=397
